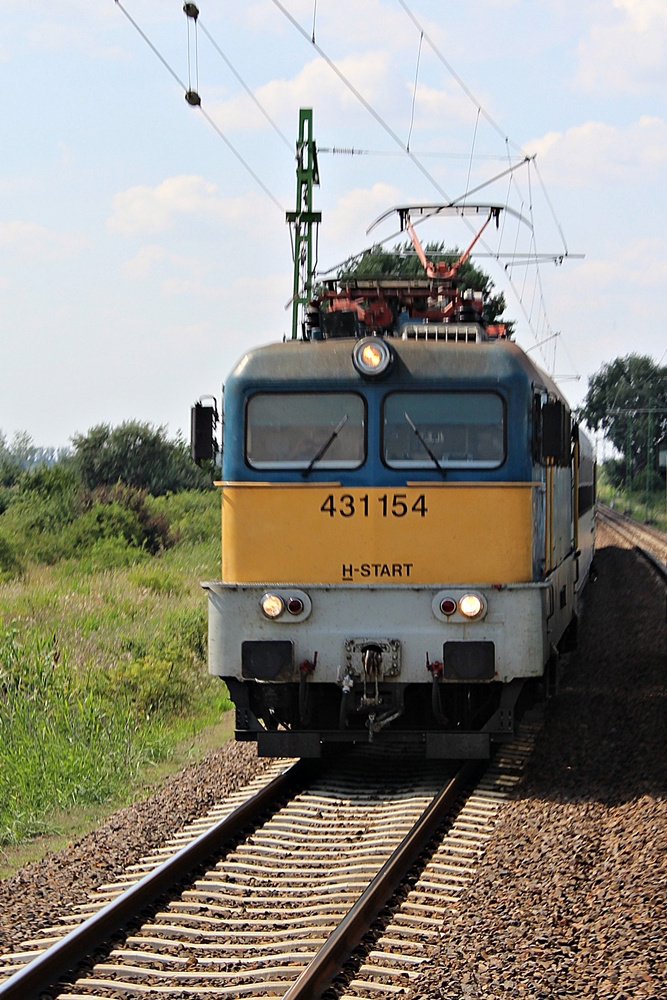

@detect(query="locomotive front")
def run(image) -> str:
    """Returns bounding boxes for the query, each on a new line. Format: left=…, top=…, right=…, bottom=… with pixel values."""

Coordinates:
left=201, top=330, right=593, bottom=758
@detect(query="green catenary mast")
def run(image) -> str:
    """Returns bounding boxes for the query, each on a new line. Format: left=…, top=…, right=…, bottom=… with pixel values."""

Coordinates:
left=286, top=109, right=321, bottom=340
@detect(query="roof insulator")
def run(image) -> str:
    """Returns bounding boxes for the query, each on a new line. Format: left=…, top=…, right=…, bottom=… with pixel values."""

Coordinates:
left=185, top=90, right=201, bottom=106
left=183, top=3, right=199, bottom=19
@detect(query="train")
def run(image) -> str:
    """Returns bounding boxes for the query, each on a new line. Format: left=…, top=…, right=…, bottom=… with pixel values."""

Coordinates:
left=192, top=202, right=595, bottom=759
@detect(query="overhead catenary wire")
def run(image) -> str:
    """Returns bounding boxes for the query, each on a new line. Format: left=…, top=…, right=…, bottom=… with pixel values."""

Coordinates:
left=380, top=0, right=568, bottom=369
left=116, top=0, right=578, bottom=381
left=185, top=3, right=199, bottom=96
left=390, top=3, right=575, bottom=374
left=526, top=161, right=558, bottom=371
left=197, top=18, right=293, bottom=152
left=114, top=0, right=286, bottom=214
left=311, top=0, right=318, bottom=43
left=406, top=31, right=423, bottom=152
left=532, top=157, right=569, bottom=257
left=463, top=108, right=480, bottom=207
left=270, top=0, right=455, bottom=203
left=395, top=0, right=526, bottom=157
left=269, top=0, right=557, bottom=363
left=319, top=148, right=526, bottom=159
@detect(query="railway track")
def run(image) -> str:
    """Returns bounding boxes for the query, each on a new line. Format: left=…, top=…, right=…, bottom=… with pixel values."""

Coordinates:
left=597, top=502, right=667, bottom=583
left=0, top=726, right=538, bottom=1000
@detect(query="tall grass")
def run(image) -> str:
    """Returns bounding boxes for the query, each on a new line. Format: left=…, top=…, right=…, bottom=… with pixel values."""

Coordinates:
left=0, top=627, right=173, bottom=844
left=0, top=488, right=231, bottom=847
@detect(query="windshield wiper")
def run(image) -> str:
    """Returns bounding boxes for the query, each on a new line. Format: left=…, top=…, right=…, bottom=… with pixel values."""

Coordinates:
left=302, top=414, right=349, bottom=478
left=404, top=411, right=447, bottom=479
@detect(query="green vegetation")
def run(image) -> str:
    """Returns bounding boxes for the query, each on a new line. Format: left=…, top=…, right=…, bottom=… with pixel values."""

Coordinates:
left=0, top=626, right=171, bottom=844
left=597, top=465, right=667, bottom=533
left=0, top=423, right=228, bottom=849
left=581, top=354, right=667, bottom=483
left=70, top=421, right=213, bottom=495
left=580, top=354, right=667, bottom=530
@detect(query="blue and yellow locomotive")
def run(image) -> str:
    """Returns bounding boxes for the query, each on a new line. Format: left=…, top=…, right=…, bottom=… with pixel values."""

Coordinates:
left=193, top=206, right=594, bottom=758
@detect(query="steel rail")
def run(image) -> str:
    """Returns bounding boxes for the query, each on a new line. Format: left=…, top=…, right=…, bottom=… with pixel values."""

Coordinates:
left=597, top=503, right=667, bottom=585
left=0, top=758, right=314, bottom=1000
left=282, top=758, right=482, bottom=1000
left=598, top=502, right=667, bottom=548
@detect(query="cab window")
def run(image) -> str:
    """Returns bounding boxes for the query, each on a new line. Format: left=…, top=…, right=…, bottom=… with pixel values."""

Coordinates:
left=383, top=391, right=505, bottom=469
left=246, top=392, right=366, bottom=469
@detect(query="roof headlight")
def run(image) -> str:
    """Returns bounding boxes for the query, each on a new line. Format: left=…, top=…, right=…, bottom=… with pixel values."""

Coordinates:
left=260, top=593, right=284, bottom=619
left=459, top=593, right=484, bottom=619
left=353, top=337, right=392, bottom=377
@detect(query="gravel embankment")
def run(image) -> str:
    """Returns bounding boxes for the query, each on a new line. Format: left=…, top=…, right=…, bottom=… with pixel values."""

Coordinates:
left=0, top=740, right=268, bottom=953
left=411, top=525, right=666, bottom=999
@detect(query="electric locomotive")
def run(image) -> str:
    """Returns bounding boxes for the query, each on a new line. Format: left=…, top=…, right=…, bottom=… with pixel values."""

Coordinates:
left=193, top=204, right=595, bottom=759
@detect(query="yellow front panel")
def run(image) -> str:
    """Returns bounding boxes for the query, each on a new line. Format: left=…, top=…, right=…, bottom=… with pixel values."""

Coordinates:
left=221, top=483, right=536, bottom=585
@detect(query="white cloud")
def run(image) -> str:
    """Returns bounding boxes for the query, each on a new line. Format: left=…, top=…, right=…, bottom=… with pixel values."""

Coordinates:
left=407, top=83, right=481, bottom=130
left=107, top=175, right=260, bottom=236
left=206, top=52, right=392, bottom=133
left=243, top=0, right=411, bottom=53
left=324, top=182, right=402, bottom=249
left=2, top=3, right=128, bottom=59
left=0, top=220, right=84, bottom=259
left=576, top=0, right=667, bottom=92
left=574, top=237, right=667, bottom=291
left=526, top=116, right=667, bottom=185
left=121, top=244, right=169, bottom=279
left=614, top=0, right=667, bottom=32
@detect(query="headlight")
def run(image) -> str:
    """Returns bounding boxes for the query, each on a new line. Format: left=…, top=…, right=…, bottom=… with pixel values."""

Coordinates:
left=260, top=593, right=284, bottom=619
left=353, top=337, right=392, bottom=377
left=459, top=593, right=483, bottom=619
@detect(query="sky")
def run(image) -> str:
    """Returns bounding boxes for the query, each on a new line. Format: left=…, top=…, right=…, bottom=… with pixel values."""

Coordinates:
left=1, top=0, right=666, bottom=450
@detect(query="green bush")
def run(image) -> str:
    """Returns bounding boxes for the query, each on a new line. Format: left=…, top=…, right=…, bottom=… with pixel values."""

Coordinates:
left=0, top=475, right=175, bottom=564
left=71, top=421, right=213, bottom=495
left=93, top=483, right=173, bottom=553
left=65, top=502, right=145, bottom=550
left=150, top=489, right=219, bottom=546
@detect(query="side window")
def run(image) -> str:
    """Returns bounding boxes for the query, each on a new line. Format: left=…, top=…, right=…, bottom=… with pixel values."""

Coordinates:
left=383, top=392, right=505, bottom=469
left=246, top=392, right=366, bottom=470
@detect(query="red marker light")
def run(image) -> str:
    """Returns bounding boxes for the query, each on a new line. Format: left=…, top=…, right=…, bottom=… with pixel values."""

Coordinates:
left=440, top=598, right=457, bottom=616
left=287, top=597, right=304, bottom=615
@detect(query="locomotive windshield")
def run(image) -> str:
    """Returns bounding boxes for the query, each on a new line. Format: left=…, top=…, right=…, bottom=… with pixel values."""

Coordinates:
left=246, top=392, right=366, bottom=469
left=383, top=391, right=505, bottom=469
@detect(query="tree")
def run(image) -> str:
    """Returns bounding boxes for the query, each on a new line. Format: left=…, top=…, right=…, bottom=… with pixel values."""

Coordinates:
left=580, top=354, right=667, bottom=476
left=70, top=421, right=212, bottom=496
left=336, top=242, right=513, bottom=332
left=0, top=430, right=67, bottom=488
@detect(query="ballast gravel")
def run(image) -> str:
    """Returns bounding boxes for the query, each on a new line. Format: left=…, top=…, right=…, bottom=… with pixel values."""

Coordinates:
left=1, top=522, right=665, bottom=1000
left=0, top=739, right=269, bottom=952
left=410, top=524, right=666, bottom=999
